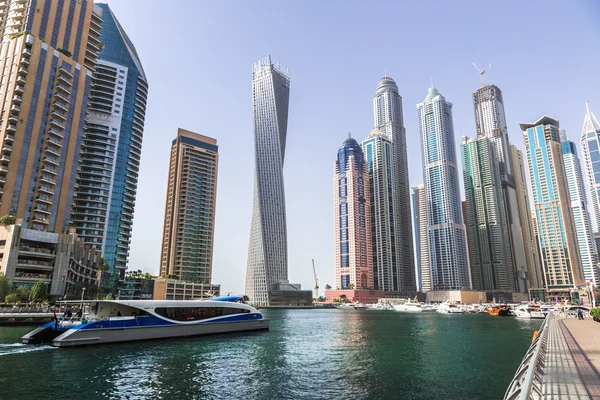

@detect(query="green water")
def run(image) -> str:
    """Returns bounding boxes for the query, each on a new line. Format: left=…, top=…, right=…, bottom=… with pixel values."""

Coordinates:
left=0, top=310, right=540, bottom=399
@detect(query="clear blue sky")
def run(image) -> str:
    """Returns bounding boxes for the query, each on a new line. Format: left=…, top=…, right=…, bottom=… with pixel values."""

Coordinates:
left=103, top=0, right=600, bottom=294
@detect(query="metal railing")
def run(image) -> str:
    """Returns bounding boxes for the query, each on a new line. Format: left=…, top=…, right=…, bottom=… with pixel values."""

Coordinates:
left=504, top=314, right=551, bottom=400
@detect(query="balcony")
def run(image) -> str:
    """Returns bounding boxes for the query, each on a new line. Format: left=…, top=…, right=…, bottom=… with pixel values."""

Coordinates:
left=18, top=246, right=55, bottom=258
left=58, top=67, right=73, bottom=79
left=57, top=75, right=72, bottom=87
left=43, top=157, right=59, bottom=166
left=48, top=127, right=64, bottom=139
left=14, top=84, right=24, bottom=94
left=39, top=175, right=56, bottom=185
left=8, top=114, right=18, bottom=123
left=55, top=83, right=70, bottom=94
left=19, top=56, right=29, bottom=66
left=0, top=165, right=8, bottom=174
left=37, top=185, right=54, bottom=195
left=46, top=137, right=62, bottom=148
left=6, top=124, right=16, bottom=133
left=0, top=175, right=5, bottom=184
left=16, top=75, right=26, bottom=84
left=33, top=205, right=51, bottom=215
left=53, top=102, right=68, bottom=113
left=32, top=216, right=49, bottom=225
left=10, top=104, right=20, bottom=112
left=41, top=166, right=57, bottom=175
left=54, top=91, right=70, bottom=103
left=17, top=66, right=27, bottom=76
left=51, top=110, right=67, bottom=121
left=0, top=154, right=10, bottom=162
left=36, top=195, right=52, bottom=205
left=2, top=143, right=12, bottom=152
left=44, top=147, right=60, bottom=157
left=13, top=94, right=22, bottom=103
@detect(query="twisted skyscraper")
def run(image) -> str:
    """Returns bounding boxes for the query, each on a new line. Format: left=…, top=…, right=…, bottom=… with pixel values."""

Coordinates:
left=245, top=57, right=290, bottom=305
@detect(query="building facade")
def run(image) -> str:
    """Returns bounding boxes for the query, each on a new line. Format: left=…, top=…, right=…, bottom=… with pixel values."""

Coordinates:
left=71, top=3, right=148, bottom=284
left=0, top=0, right=102, bottom=232
left=0, top=223, right=99, bottom=297
left=412, top=184, right=430, bottom=292
left=160, top=129, right=218, bottom=283
left=372, top=76, right=415, bottom=293
left=510, top=145, right=544, bottom=289
left=333, top=137, right=373, bottom=291
left=119, top=277, right=154, bottom=300
left=153, top=278, right=220, bottom=301
left=581, top=102, right=600, bottom=233
left=561, top=131, right=599, bottom=284
left=245, top=57, right=290, bottom=305
left=461, top=136, right=515, bottom=292
left=417, top=87, right=471, bottom=291
left=472, top=84, right=528, bottom=293
left=522, top=116, right=585, bottom=294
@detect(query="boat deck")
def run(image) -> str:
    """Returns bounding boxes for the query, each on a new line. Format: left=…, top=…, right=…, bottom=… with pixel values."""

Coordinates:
left=505, top=314, right=600, bottom=399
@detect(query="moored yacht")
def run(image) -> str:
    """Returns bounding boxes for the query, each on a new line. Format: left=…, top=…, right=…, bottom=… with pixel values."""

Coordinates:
left=22, top=296, right=268, bottom=347
left=436, top=302, right=465, bottom=314
left=513, top=304, right=547, bottom=319
left=393, top=300, right=435, bottom=313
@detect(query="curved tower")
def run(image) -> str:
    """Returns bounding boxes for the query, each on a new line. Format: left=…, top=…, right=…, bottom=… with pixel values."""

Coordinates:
left=333, top=137, right=373, bottom=291
left=245, top=56, right=290, bottom=305
left=71, top=3, right=148, bottom=289
left=580, top=102, right=600, bottom=233
left=417, top=87, right=471, bottom=290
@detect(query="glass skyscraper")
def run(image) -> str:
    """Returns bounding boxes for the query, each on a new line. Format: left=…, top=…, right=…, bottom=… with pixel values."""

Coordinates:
left=361, top=77, right=415, bottom=294
left=461, top=136, right=515, bottom=292
left=411, top=184, right=430, bottom=292
left=245, top=56, right=290, bottom=305
left=580, top=102, right=600, bottom=234
left=333, top=137, right=373, bottom=291
left=71, top=3, right=148, bottom=285
left=417, top=87, right=471, bottom=291
left=561, top=130, right=599, bottom=285
left=472, top=84, right=528, bottom=293
left=522, top=116, right=585, bottom=293
left=0, top=0, right=101, bottom=232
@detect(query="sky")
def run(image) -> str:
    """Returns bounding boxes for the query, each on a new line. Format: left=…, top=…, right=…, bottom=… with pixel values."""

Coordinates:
left=102, top=0, right=600, bottom=295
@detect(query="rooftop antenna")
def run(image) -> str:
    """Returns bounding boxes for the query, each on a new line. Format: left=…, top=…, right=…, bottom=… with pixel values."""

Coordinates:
left=384, top=68, right=387, bottom=77
left=586, top=100, right=591, bottom=115
left=348, top=132, right=351, bottom=139
left=472, top=62, right=492, bottom=88
left=430, top=76, right=434, bottom=88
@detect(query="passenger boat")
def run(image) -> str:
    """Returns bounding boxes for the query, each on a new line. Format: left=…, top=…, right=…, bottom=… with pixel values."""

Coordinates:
left=513, top=304, right=547, bottom=319
left=436, top=302, right=465, bottom=314
left=22, top=296, right=268, bottom=347
left=393, top=300, right=435, bottom=313
left=485, top=305, right=511, bottom=316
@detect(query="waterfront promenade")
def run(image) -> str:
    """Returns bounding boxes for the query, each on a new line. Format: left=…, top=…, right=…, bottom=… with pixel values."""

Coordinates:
left=505, top=315, right=600, bottom=399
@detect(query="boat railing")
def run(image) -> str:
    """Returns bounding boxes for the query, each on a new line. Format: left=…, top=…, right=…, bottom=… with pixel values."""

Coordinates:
left=503, top=313, right=550, bottom=400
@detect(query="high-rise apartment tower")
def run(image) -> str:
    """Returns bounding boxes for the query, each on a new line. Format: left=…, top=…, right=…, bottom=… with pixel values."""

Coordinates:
left=522, top=116, right=585, bottom=292
left=333, top=137, right=373, bottom=291
left=160, top=129, right=218, bottom=283
left=0, top=0, right=102, bottom=232
left=580, top=102, right=600, bottom=233
left=417, top=87, right=471, bottom=290
left=71, top=3, right=148, bottom=282
left=245, top=57, right=290, bottom=305
left=411, top=184, right=430, bottom=292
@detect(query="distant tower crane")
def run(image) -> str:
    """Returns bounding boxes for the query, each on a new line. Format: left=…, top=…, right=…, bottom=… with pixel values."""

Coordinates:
left=312, top=259, right=319, bottom=299
left=472, top=62, right=491, bottom=88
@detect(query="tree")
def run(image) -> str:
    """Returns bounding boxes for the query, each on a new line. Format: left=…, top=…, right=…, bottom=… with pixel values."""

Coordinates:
left=325, top=284, right=332, bottom=290
left=30, top=280, right=48, bottom=302
left=4, top=293, right=19, bottom=303
left=97, top=257, right=109, bottom=272
left=143, top=273, right=154, bottom=280
left=0, top=273, right=11, bottom=302
left=15, top=286, right=29, bottom=302
left=0, top=215, right=16, bottom=225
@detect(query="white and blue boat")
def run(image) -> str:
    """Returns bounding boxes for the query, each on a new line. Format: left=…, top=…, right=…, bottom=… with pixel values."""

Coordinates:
left=22, top=296, right=268, bottom=347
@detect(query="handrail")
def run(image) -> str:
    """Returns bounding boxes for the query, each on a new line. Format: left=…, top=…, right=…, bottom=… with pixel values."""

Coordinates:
left=503, top=314, right=551, bottom=400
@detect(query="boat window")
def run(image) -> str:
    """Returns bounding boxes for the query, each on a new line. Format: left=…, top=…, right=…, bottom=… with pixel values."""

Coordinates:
left=154, top=307, right=250, bottom=321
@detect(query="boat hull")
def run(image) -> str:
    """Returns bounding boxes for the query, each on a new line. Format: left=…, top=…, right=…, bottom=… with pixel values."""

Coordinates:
left=51, top=318, right=270, bottom=347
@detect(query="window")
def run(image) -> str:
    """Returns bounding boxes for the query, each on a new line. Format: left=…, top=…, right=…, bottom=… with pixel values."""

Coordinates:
left=155, top=306, right=249, bottom=321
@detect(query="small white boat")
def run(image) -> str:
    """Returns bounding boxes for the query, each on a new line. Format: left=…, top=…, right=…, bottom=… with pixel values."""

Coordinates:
left=436, top=302, right=465, bottom=314
left=393, top=300, right=435, bottom=313
left=513, top=304, right=547, bottom=319
left=22, top=296, right=268, bottom=347
left=335, top=303, right=356, bottom=310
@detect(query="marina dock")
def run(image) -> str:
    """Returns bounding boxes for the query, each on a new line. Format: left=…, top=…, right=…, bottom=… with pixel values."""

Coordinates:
left=505, top=314, right=600, bottom=399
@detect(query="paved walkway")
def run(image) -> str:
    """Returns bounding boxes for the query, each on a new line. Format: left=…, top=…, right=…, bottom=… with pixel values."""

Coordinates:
left=542, top=317, right=590, bottom=399
left=561, top=319, right=600, bottom=399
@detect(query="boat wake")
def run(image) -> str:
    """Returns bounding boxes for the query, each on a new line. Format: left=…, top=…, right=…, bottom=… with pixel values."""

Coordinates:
left=0, top=343, right=56, bottom=356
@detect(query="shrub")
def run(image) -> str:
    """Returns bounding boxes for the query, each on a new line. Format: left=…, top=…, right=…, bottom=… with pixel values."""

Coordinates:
left=4, top=293, right=19, bottom=303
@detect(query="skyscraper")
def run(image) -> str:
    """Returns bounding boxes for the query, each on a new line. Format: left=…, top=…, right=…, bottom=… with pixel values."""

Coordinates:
left=373, top=76, right=415, bottom=293
left=473, top=84, right=528, bottom=293
left=522, top=116, right=585, bottom=294
left=71, top=3, right=148, bottom=283
left=245, top=57, right=290, bottom=305
left=0, top=0, right=102, bottom=232
left=461, top=136, right=515, bottom=292
left=417, top=87, right=471, bottom=291
left=580, top=102, right=600, bottom=233
left=561, top=130, right=599, bottom=284
left=160, top=129, right=218, bottom=283
left=333, top=137, right=373, bottom=291
left=510, top=144, right=544, bottom=289
left=411, top=184, right=430, bottom=292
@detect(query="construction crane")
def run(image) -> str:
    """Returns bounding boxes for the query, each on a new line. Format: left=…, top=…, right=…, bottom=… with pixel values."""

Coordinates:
left=472, top=62, right=491, bottom=88
left=312, top=259, right=319, bottom=299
